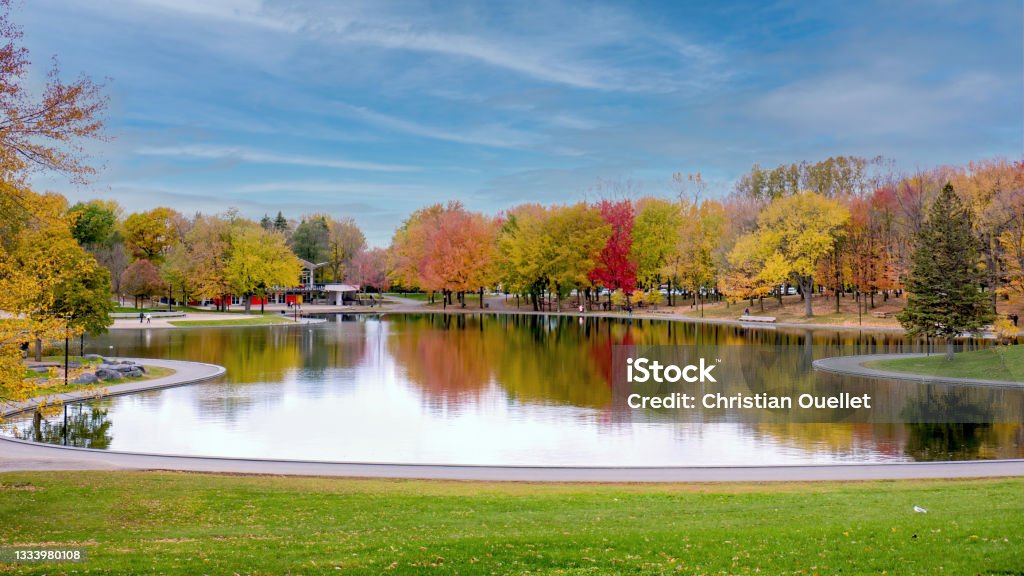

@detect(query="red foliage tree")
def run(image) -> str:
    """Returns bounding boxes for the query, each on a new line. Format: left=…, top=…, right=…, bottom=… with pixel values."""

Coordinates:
left=588, top=199, right=637, bottom=296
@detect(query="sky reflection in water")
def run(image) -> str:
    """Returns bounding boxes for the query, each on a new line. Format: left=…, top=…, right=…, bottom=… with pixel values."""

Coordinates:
left=6, top=314, right=1023, bottom=465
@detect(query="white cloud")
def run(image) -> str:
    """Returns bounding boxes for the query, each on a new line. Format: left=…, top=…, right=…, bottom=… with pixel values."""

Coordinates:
left=92, top=0, right=721, bottom=93
left=233, top=179, right=445, bottom=196
left=135, top=144, right=419, bottom=172
left=753, top=71, right=1008, bottom=137
left=334, top=103, right=536, bottom=149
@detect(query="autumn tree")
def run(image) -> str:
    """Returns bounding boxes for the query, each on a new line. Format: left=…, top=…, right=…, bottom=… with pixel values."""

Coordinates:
left=949, top=159, right=1024, bottom=312
left=122, top=207, right=183, bottom=261
left=159, top=242, right=192, bottom=308
left=325, top=217, right=366, bottom=282
left=179, top=214, right=232, bottom=309
left=0, top=0, right=106, bottom=185
left=496, top=204, right=549, bottom=309
left=674, top=200, right=726, bottom=312
left=349, top=247, right=390, bottom=292
left=729, top=191, right=849, bottom=317
left=588, top=199, right=637, bottom=304
left=2, top=189, right=109, bottom=362
left=546, top=203, right=610, bottom=310
left=388, top=204, right=444, bottom=293
left=225, top=224, right=302, bottom=314
left=631, top=197, right=682, bottom=293
left=497, top=203, right=609, bottom=311
left=120, top=259, right=165, bottom=309
left=417, top=202, right=498, bottom=307
left=897, top=183, right=993, bottom=359
left=0, top=0, right=108, bottom=402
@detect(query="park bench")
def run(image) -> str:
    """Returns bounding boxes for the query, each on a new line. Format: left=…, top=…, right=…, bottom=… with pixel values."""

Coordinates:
left=871, top=311, right=892, bottom=319
left=738, top=315, right=776, bottom=323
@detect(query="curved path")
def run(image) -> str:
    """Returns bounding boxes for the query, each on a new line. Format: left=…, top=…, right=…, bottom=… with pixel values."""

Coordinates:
left=813, top=353, right=1024, bottom=387
left=3, top=356, right=1023, bottom=481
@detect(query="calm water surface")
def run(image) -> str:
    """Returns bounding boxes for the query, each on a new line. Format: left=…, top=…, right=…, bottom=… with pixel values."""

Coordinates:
left=6, top=314, right=1023, bottom=465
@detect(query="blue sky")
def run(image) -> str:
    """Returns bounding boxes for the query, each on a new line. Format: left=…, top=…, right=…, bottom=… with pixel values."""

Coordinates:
left=20, top=0, right=1023, bottom=245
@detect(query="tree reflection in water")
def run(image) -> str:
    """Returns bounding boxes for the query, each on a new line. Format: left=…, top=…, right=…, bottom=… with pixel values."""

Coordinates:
left=14, top=402, right=113, bottom=449
left=5, top=313, right=1018, bottom=463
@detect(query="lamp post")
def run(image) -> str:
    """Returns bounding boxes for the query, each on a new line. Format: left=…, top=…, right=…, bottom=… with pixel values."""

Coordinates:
left=63, top=312, right=70, bottom=387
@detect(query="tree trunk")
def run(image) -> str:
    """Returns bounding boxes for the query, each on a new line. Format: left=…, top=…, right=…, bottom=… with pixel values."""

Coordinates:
left=479, top=287, right=484, bottom=309
left=799, top=276, right=814, bottom=317
left=34, top=338, right=42, bottom=362
left=244, top=295, right=252, bottom=314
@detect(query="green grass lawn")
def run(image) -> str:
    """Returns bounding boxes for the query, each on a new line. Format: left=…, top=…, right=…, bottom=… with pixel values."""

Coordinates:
left=0, top=472, right=1020, bottom=574
left=866, top=345, right=1024, bottom=382
left=167, top=316, right=296, bottom=327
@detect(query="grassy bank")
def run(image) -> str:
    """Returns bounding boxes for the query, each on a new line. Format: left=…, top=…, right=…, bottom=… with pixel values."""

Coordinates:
left=0, top=472, right=1020, bottom=574
left=30, top=366, right=175, bottom=397
left=167, top=316, right=295, bottom=327
left=867, top=345, right=1023, bottom=382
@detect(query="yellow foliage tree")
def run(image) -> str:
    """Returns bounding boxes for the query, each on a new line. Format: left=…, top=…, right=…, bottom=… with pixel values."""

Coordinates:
left=226, top=224, right=303, bottom=314
left=729, top=191, right=850, bottom=317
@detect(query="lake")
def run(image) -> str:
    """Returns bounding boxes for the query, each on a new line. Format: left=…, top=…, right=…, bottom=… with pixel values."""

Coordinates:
left=5, top=313, right=1022, bottom=466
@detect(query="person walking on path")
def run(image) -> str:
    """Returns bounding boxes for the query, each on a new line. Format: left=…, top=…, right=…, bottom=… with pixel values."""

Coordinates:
left=139, top=312, right=144, bottom=324
left=145, top=313, right=152, bottom=324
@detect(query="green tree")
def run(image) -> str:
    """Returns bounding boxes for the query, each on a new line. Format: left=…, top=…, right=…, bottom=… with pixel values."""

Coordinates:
left=291, top=214, right=330, bottom=274
left=52, top=262, right=114, bottom=339
left=897, top=183, right=994, bottom=359
left=68, top=200, right=120, bottom=248
left=274, top=211, right=289, bottom=234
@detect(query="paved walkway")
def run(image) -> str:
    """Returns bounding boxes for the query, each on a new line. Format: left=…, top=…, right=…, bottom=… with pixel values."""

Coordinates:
left=813, top=353, right=1024, bottom=387
left=4, top=355, right=1023, bottom=481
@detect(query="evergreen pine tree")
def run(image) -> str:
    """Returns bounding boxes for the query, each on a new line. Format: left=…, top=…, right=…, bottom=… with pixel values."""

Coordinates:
left=274, top=211, right=289, bottom=233
left=897, top=183, right=993, bottom=359
left=260, top=214, right=273, bottom=230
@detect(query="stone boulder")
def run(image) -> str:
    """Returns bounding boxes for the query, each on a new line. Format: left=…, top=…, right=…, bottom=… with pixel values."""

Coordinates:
left=94, top=368, right=123, bottom=381
left=73, top=372, right=99, bottom=385
left=83, top=354, right=105, bottom=362
left=126, top=369, right=144, bottom=378
left=99, top=363, right=135, bottom=373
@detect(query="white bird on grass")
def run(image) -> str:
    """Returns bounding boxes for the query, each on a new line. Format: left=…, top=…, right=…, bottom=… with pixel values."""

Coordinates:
left=913, top=505, right=928, bottom=513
